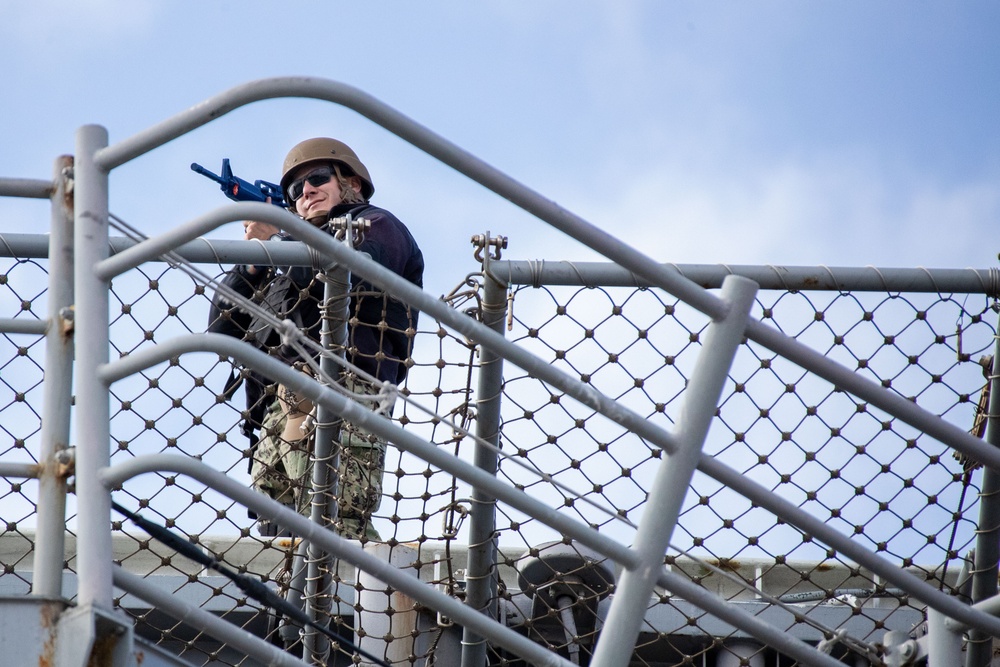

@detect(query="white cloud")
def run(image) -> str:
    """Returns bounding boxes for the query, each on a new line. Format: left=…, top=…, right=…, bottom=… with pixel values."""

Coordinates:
left=585, top=152, right=1000, bottom=270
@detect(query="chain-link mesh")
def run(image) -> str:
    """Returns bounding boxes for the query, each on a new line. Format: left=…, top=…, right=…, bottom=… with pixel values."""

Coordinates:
left=494, top=282, right=995, bottom=666
left=0, top=256, right=48, bottom=596
left=0, top=241, right=996, bottom=665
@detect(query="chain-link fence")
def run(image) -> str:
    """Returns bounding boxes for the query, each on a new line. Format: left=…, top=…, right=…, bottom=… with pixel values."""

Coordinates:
left=0, top=228, right=997, bottom=665
left=0, top=253, right=48, bottom=596
left=491, top=270, right=996, bottom=666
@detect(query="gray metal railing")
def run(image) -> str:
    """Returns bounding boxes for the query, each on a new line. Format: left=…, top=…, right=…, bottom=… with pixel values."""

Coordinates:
left=2, top=76, right=999, bottom=667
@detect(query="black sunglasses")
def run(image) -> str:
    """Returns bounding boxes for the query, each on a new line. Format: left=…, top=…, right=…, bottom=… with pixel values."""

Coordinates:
left=287, top=167, right=335, bottom=202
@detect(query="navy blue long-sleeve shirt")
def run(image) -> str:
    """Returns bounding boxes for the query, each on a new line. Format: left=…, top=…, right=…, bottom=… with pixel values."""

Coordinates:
left=251, top=202, right=424, bottom=385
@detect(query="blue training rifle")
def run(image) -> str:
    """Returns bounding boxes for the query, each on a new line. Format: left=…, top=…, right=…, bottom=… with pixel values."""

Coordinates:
left=191, top=159, right=287, bottom=208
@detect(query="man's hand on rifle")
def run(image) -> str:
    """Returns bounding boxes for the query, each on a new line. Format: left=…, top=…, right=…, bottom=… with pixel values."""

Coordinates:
left=242, top=215, right=282, bottom=275
left=243, top=219, right=280, bottom=242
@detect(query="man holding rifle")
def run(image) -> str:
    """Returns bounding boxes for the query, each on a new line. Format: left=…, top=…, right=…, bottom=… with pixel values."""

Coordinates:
left=216, top=138, right=424, bottom=540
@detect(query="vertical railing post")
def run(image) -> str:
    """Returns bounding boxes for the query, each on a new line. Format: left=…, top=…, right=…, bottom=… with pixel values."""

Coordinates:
left=32, top=155, right=76, bottom=598
left=589, top=275, right=758, bottom=667
left=460, top=259, right=508, bottom=667
left=927, top=608, right=963, bottom=667
left=966, top=344, right=1000, bottom=667
left=302, top=255, right=351, bottom=664
left=73, top=125, right=113, bottom=609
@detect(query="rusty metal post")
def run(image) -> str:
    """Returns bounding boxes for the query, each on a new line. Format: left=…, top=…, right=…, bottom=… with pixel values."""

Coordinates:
left=966, top=347, right=1000, bottom=667
left=32, top=156, right=75, bottom=598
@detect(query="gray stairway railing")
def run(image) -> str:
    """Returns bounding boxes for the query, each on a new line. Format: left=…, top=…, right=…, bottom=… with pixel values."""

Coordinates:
left=0, top=77, right=999, bottom=666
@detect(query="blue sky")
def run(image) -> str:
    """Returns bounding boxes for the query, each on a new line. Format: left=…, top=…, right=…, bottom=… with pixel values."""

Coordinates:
left=2, top=2, right=998, bottom=298
left=1, top=2, right=997, bottom=561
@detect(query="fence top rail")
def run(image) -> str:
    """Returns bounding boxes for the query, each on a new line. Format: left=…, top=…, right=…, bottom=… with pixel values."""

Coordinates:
left=0, top=232, right=316, bottom=267
left=1, top=231, right=996, bottom=296
left=492, top=260, right=1000, bottom=296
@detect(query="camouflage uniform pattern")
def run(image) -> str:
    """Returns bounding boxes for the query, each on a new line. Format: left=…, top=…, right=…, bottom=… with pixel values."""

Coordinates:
left=250, top=376, right=388, bottom=541
left=229, top=202, right=421, bottom=541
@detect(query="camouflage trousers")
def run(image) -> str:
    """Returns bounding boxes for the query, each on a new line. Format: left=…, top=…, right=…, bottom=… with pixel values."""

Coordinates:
left=249, top=376, right=387, bottom=541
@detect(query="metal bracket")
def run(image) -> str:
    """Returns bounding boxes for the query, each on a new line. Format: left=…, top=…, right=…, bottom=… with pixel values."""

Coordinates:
left=55, top=604, right=134, bottom=667
left=471, top=232, right=508, bottom=265
left=882, top=629, right=924, bottom=667
left=59, top=158, right=75, bottom=213
left=55, top=446, right=75, bottom=479
left=441, top=501, right=469, bottom=539
left=328, top=213, right=371, bottom=242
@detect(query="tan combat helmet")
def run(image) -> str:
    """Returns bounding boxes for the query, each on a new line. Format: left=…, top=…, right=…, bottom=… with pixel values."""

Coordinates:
left=280, top=137, right=375, bottom=201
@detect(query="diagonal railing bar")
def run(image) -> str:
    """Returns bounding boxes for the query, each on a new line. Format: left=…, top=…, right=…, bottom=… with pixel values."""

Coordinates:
left=94, top=201, right=1000, bottom=638
left=100, top=333, right=662, bottom=563
left=98, top=336, right=849, bottom=667
left=112, top=567, right=315, bottom=667
left=92, top=203, right=1000, bottom=472
left=100, top=455, right=571, bottom=667
left=96, top=217, right=642, bottom=534
left=14, top=76, right=1000, bottom=473
left=47, top=77, right=997, bottom=663
left=83, top=76, right=1000, bottom=436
